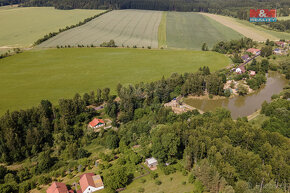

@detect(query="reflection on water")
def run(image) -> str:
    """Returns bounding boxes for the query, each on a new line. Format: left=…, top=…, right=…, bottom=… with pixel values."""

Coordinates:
left=185, top=72, right=288, bottom=119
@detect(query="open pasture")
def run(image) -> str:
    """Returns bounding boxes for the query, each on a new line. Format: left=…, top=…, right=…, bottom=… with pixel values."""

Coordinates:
left=39, top=10, right=162, bottom=48
left=201, top=13, right=290, bottom=41
left=0, top=48, right=229, bottom=114
left=166, top=12, right=243, bottom=50
left=0, top=7, right=104, bottom=48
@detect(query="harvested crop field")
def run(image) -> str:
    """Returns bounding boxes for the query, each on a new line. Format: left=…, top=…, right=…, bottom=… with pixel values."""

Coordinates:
left=39, top=10, right=162, bottom=48
left=0, top=48, right=229, bottom=114
left=200, top=13, right=281, bottom=41
left=166, top=12, right=243, bottom=50
left=0, top=7, right=104, bottom=48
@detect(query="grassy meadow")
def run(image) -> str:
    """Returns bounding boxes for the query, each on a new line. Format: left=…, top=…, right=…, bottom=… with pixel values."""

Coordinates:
left=166, top=12, right=243, bottom=50
left=234, top=18, right=290, bottom=40
left=158, top=12, right=167, bottom=48
left=0, top=47, right=230, bottom=114
left=39, top=10, right=162, bottom=48
left=0, top=7, right=105, bottom=48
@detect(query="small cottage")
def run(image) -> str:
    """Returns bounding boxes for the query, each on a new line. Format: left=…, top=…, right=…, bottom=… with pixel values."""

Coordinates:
left=236, top=66, right=246, bottom=74
left=77, top=173, right=104, bottom=193
left=249, top=71, right=256, bottom=76
left=89, top=118, right=105, bottom=129
left=273, top=48, right=282, bottom=55
left=275, top=41, right=286, bottom=48
left=246, top=48, right=261, bottom=55
left=241, top=54, right=250, bottom=62
left=47, top=182, right=69, bottom=193
left=145, top=157, right=158, bottom=170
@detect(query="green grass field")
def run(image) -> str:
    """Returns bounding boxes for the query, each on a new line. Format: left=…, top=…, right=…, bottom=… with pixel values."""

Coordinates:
left=122, top=169, right=195, bottom=193
left=234, top=18, right=290, bottom=40
left=158, top=12, right=167, bottom=48
left=0, top=7, right=104, bottom=48
left=0, top=47, right=229, bottom=114
left=166, top=12, right=243, bottom=50
left=39, top=10, right=162, bottom=48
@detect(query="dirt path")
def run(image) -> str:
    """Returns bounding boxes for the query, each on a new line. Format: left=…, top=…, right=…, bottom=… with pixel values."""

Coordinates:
left=200, top=13, right=277, bottom=42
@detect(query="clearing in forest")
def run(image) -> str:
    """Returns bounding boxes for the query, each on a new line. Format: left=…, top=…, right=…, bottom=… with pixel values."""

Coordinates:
left=166, top=12, right=243, bottom=50
left=0, top=7, right=104, bottom=48
left=39, top=10, right=162, bottom=48
left=200, top=13, right=290, bottom=41
left=0, top=48, right=230, bottom=114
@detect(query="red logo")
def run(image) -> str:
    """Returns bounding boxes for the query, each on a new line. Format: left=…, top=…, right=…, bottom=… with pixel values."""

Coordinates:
left=250, top=9, right=276, bottom=18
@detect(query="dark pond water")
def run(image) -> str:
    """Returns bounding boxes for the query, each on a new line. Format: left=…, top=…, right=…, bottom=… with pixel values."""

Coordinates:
left=185, top=71, right=288, bottom=119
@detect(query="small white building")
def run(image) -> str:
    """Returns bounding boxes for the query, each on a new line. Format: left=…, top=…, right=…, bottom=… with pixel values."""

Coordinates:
left=145, top=157, right=158, bottom=170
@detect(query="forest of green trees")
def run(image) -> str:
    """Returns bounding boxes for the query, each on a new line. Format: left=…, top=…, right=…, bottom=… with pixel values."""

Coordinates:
left=13, top=0, right=289, bottom=12
left=0, top=64, right=289, bottom=192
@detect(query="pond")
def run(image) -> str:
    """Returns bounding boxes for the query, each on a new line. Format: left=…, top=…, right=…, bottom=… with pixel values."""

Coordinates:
left=184, top=71, right=288, bottom=119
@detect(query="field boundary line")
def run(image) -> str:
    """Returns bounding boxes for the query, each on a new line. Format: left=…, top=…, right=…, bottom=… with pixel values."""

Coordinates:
left=158, top=11, right=167, bottom=48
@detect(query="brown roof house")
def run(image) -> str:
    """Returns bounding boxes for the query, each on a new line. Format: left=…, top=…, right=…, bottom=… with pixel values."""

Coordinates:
left=77, top=173, right=104, bottom=193
left=47, top=182, right=69, bottom=193
left=235, top=66, right=246, bottom=74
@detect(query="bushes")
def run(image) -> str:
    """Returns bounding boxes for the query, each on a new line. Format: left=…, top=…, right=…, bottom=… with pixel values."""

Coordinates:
left=100, top=40, right=117, bottom=47
left=38, top=175, right=51, bottom=185
left=155, top=179, right=162, bottom=185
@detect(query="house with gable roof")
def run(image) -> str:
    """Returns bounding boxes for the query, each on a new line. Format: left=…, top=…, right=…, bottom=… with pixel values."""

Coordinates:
left=77, top=173, right=104, bottom=193
left=89, top=118, right=105, bottom=129
left=47, top=182, right=70, bottom=193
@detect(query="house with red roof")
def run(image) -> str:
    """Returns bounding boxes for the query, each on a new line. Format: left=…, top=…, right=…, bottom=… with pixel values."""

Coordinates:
left=275, top=41, right=286, bottom=48
left=47, top=182, right=69, bottom=193
left=89, top=118, right=105, bottom=129
left=246, top=48, right=261, bottom=55
left=77, top=173, right=104, bottom=193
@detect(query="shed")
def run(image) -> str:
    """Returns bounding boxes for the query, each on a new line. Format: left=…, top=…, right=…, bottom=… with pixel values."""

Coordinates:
left=145, top=157, right=158, bottom=169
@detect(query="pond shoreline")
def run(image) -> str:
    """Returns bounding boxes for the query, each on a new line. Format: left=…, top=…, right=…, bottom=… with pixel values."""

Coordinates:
left=184, top=71, right=288, bottom=119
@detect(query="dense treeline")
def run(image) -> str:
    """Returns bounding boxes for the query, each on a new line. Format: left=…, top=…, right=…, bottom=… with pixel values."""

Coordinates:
left=0, top=67, right=224, bottom=163
left=0, top=66, right=289, bottom=192
left=0, top=0, right=20, bottom=6
left=19, top=0, right=290, bottom=12
left=268, top=20, right=290, bottom=32
left=212, top=38, right=256, bottom=54
left=261, top=96, right=290, bottom=137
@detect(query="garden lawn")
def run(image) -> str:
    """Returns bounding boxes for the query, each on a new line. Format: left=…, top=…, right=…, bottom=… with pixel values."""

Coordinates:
left=166, top=12, right=243, bottom=50
left=122, top=169, right=195, bottom=193
left=0, top=47, right=230, bottom=114
left=0, top=7, right=105, bottom=48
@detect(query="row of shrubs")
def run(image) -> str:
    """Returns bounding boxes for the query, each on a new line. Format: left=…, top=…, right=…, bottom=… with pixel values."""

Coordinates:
left=34, top=10, right=112, bottom=46
left=0, top=48, right=22, bottom=59
left=56, top=40, right=152, bottom=49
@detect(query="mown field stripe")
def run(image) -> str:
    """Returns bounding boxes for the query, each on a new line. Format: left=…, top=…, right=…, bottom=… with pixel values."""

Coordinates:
left=158, top=11, right=167, bottom=48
